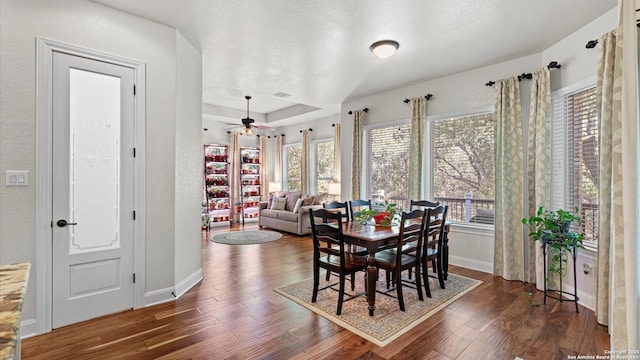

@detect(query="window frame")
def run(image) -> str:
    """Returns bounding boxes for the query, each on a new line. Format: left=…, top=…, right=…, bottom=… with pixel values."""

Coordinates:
left=425, top=106, right=495, bottom=228
left=362, top=119, right=411, bottom=203
left=282, top=142, right=302, bottom=192
left=551, top=76, right=598, bottom=252
left=311, top=138, right=334, bottom=194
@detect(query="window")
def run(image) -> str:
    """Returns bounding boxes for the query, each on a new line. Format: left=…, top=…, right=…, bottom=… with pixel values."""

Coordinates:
left=314, top=140, right=334, bottom=194
left=429, top=112, right=495, bottom=224
left=553, top=85, right=599, bottom=248
left=365, top=123, right=411, bottom=211
left=285, top=144, right=302, bottom=192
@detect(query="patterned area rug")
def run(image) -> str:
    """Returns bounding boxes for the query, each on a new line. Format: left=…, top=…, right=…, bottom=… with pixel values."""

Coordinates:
left=211, top=230, right=282, bottom=245
left=275, top=271, right=482, bottom=347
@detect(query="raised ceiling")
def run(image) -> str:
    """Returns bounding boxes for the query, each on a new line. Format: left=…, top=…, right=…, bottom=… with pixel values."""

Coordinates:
left=92, top=0, right=617, bottom=130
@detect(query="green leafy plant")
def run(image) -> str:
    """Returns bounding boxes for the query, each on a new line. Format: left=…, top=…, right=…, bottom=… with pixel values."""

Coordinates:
left=355, top=200, right=398, bottom=226
left=522, top=206, right=584, bottom=278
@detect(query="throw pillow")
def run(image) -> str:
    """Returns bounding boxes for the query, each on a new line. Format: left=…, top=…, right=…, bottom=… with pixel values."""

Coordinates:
left=292, top=198, right=303, bottom=214
left=285, top=192, right=302, bottom=211
left=270, top=197, right=286, bottom=210
left=301, top=195, right=315, bottom=206
left=314, top=193, right=328, bottom=205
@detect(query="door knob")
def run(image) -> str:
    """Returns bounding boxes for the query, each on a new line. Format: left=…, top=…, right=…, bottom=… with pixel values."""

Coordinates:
left=56, top=219, right=77, bottom=227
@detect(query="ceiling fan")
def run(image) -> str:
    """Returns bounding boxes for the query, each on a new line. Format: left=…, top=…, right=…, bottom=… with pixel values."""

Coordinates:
left=226, top=95, right=275, bottom=135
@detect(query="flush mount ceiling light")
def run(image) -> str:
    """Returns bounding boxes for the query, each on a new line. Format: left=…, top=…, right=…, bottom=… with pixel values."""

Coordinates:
left=370, top=40, right=399, bottom=59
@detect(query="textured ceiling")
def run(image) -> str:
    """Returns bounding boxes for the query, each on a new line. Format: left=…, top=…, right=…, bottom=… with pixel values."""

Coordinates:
left=92, top=0, right=617, bottom=128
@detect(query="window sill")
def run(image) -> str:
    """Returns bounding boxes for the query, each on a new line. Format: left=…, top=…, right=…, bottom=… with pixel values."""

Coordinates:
left=449, top=222, right=494, bottom=236
left=579, top=243, right=597, bottom=254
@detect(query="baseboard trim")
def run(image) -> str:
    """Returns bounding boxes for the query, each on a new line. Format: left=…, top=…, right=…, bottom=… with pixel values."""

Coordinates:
left=144, top=268, right=203, bottom=307
left=20, top=318, right=37, bottom=339
left=174, top=268, right=203, bottom=298
left=449, top=255, right=493, bottom=274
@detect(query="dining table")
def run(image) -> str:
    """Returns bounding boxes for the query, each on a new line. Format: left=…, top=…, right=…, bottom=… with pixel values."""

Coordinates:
left=339, top=221, right=451, bottom=316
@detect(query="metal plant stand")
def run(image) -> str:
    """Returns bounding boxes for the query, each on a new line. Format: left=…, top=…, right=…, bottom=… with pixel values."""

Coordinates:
left=542, top=240, right=579, bottom=312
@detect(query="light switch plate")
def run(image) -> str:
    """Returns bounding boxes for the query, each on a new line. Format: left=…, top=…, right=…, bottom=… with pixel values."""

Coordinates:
left=6, top=170, right=28, bottom=186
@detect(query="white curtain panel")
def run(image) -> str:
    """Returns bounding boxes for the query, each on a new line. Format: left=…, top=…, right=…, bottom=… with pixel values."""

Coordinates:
left=334, top=124, right=341, bottom=183
left=527, top=68, right=551, bottom=290
left=351, top=111, right=365, bottom=199
left=229, top=132, right=241, bottom=219
left=302, top=129, right=311, bottom=194
left=409, top=97, right=426, bottom=201
left=595, top=0, right=638, bottom=350
left=493, top=77, right=525, bottom=281
left=260, top=135, right=269, bottom=201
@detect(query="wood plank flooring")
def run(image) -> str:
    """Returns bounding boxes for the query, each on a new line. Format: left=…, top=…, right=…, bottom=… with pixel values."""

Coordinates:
left=21, top=223, right=610, bottom=359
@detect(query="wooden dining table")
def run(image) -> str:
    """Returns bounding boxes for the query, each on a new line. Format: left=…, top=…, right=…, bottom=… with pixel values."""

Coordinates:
left=338, top=221, right=451, bottom=316
left=340, top=222, right=408, bottom=316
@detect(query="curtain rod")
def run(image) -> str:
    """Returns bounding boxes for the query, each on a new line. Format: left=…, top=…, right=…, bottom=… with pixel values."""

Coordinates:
left=348, top=107, right=369, bottom=115
left=403, top=94, right=433, bottom=103
left=485, top=61, right=561, bottom=86
left=299, top=128, right=313, bottom=133
left=265, top=133, right=285, bottom=138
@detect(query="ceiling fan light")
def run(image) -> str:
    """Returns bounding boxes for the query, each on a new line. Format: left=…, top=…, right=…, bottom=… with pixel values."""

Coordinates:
left=241, top=127, right=253, bottom=135
left=370, top=40, right=399, bottom=59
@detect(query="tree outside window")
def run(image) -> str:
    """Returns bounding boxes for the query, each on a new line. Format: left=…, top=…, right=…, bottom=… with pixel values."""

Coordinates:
left=430, top=112, right=495, bottom=224
left=367, top=124, right=411, bottom=210
left=315, top=141, right=334, bottom=194
left=286, top=145, right=302, bottom=192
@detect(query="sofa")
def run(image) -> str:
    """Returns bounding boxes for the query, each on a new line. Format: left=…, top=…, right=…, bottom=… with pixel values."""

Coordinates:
left=259, top=191, right=328, bottom=235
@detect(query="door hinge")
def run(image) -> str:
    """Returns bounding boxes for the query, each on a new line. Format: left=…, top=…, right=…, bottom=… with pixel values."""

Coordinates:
left=133, top=273, right=136, bottom=283
left=133, top=210, right=136, bottom=220
left=133, top=85, right=136, bottom=95
left=133, top=147, right=136, bottom=157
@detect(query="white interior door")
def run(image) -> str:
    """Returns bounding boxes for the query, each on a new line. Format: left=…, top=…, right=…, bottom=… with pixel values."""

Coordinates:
left=52, top=51, right=135, bottom=328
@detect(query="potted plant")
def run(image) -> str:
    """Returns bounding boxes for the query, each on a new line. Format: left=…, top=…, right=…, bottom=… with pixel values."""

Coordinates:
left=356, top=200, right=398, bottom=226
left=522, top=206, right=585, bottom=277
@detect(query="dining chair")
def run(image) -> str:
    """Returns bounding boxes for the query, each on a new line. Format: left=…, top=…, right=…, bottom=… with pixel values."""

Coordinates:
left=408, top=199, right=442, bottom=274
left=309, top=209, right=368, bottom=315
left=373, top=209, right=427, bottom=311
left=323, top=201, right=350, bottom=222
left=409, top=199, right=440, bottom=210
left=348, top=199, right=372, bottom=222
left=421, top=205, right=448, bottom=297
left=324, top=200, right=367, bottom=262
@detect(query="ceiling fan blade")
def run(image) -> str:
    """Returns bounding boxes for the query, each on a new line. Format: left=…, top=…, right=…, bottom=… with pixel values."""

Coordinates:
left=252, top=123, right=275, bottom=131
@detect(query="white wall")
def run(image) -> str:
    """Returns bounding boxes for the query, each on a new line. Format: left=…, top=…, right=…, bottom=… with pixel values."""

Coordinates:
left=333, top=8, right=617, bottom=309
left=543, top=8, right=618, bottom=92
left=0, top=0, right=202, bottom=332
left=174, top=33, right=203, bottom=291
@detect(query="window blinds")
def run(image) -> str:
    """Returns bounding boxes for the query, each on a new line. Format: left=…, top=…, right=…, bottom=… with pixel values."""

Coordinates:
left=551, top=86, right=599, bottom=246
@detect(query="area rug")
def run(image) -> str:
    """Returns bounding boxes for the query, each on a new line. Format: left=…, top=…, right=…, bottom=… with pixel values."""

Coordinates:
left=274, top=271, right=482, bottom=347
left=211, top=230, right=282, bottom=245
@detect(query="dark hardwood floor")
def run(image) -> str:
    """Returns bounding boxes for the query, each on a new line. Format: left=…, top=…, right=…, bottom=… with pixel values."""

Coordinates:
left=22, top=223, right=610, bottom=359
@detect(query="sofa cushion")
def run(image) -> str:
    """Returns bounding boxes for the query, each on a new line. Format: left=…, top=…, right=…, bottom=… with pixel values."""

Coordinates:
left=277, top=210, right=299, bottom=222
left=285, top=192, right=302, bottom=211
left=260, top=209, right=280, bottom=219
left=271, top=197, right=286, bottom=210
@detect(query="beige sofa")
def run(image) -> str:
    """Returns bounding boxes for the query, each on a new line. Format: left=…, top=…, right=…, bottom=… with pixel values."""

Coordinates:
left=258, top=192, right=327, bottom=235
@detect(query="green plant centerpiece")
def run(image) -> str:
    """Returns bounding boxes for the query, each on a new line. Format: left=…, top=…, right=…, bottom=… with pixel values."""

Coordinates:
left=522, top=206, right=584, bottom=278
left=355, top=200, right=398, bottom=226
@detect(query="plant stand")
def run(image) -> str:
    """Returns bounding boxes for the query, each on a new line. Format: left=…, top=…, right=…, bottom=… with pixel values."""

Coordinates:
left=542, top=241, right=579, bottom=312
